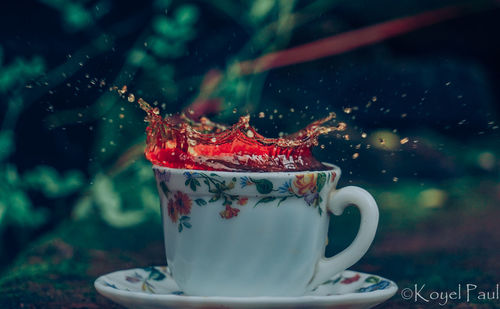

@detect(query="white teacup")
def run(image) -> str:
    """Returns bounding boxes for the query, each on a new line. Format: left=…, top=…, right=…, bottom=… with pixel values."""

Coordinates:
left=153, top=163, right=378, bottom=297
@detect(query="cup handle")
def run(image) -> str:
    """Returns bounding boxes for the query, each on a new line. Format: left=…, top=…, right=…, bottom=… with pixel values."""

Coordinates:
left=307, top=186, right=379, bottom=289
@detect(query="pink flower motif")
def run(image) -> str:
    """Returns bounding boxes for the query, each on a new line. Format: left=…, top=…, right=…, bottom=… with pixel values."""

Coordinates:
left=219, top=204, right=240, bottom=219
left=341, top=274, right=361, bottom=284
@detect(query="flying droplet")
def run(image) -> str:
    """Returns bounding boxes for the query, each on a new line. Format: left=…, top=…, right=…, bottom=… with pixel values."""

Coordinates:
left=352, top=153, right=359, bottom=159
left=258, top=112, right=265, bottom=118
left=343, top=107, right=352, bottom=114
left=361, top=132, right=367, bottom=138
left=400, top=137, right=409, bottom=144
left=127, top=94, right=135, bottom=102
left=118, top=85, right=127, bottom=95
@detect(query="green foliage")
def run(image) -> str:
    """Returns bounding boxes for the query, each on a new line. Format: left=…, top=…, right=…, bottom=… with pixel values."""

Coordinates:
left=38, top=0, right=95, bottom=32
left=0, top=52, right=45, bottom=93
left=0, top=48, right=79, bottom=234
left=249, top=0, right=276, bottom=23
left=0, top=162, right=84, bottom=230
left=23, top=166, right=85, bottom=198
left=72, top=159, right=160, bottom=228
left=0, top=131, right=14, bottom=162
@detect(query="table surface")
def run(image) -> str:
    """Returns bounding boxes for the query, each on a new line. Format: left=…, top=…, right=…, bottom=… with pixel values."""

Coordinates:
left=0, top=202, right=498, bottom=309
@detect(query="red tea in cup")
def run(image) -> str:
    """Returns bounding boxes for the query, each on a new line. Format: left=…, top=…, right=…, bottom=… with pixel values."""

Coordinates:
left=139, top=99, right=346, bottom=172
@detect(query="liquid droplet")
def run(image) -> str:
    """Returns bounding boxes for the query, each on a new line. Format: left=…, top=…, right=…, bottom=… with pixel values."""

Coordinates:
left=127, top=94, right=135, bottom=102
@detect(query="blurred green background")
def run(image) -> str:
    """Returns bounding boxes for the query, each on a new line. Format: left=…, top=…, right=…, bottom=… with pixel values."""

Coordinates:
left=0, top=0, right=499, bottom=306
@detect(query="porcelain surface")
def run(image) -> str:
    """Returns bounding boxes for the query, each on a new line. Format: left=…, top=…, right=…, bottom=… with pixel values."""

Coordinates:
left=153, top=164, right=379, bottom=296
left=95, top=266, right=398, bottom=309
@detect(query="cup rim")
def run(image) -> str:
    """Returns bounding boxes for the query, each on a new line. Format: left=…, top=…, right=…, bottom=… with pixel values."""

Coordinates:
left=152, top=162, right=341, bottom=178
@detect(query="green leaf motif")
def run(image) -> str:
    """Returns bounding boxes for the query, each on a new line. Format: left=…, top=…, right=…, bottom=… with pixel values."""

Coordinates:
left=251, top=178, right=273, bottom=194
left=189, top=180, right=197, bottom=191
left=147, top=267, right=166, bottom=281
left=160, top=181, right=170, bottom=197
left=316, top=172, right=326, bottom=193
left=365, top=276, right=380, bottom=283
left=277, top=196, right=288, bottom=207
left=195, top=198, right=207, bottom=206
left=209, top=194, right=220, bottom=203
left=186, top=178, right=200, bottom=191
left=254, top=196, right=276, bottom=207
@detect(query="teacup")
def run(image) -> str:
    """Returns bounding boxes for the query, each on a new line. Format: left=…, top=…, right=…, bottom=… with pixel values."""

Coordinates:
left=153, top=163, right=379, bottom=297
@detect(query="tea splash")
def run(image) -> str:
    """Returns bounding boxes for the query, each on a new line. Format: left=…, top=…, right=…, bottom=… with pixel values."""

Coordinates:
left=126, top=89, right=345, bottom=172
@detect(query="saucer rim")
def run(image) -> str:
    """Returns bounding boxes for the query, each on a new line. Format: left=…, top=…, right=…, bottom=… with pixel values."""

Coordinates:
left=94, top=267, right=398, bottom=305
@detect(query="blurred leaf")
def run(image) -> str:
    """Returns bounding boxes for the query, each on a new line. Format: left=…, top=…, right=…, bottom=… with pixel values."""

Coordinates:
left=93, top=174, right=148, bottom=227
left=23, top=166, right=84, bottom=198
left=0, top=202, right=6, bottom=226
left=150, top=37, right=172, bottom=57
left=5, top=164, right=20, bottom=186
left=64, top=3, right=92, bottom=30
left=128, top=49, right=153, bottom=67
left=0, top=131, right=14, bottom=162
left=250, top=0, right=275, bottom=21
left=153, top=17, right=177, bottom=37
left=0, top=57, right=45, bottom=93
left=175, top=5, right=199, bottom=25
left=6, top=190, right=47, bottom=227
left=72, top=196, right=93, bottom=220
left=140, top=187, right=159, bottom=213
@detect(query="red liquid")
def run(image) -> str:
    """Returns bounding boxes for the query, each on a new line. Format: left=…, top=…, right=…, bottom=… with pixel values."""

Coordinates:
left=140, top=99, right=345, bottom=172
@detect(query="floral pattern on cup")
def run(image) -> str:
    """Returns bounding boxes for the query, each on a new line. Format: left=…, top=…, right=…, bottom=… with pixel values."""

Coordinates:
left=158, top=178, right=193, bottom=232
left=246, top=171, right=336, bottom=215
left=156, top=170, right=336, bottom=232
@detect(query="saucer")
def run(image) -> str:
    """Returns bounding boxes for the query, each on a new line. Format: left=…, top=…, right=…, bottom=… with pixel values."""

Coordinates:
left=95, top=266, right=398, bottom=309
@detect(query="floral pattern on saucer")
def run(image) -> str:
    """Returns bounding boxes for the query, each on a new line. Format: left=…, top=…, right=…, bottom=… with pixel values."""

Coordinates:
left=96, top=266, right=394, bottom=296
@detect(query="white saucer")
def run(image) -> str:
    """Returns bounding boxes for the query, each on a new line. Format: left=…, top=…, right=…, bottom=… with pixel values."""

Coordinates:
left=95, top=266, right=398, bottom=309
